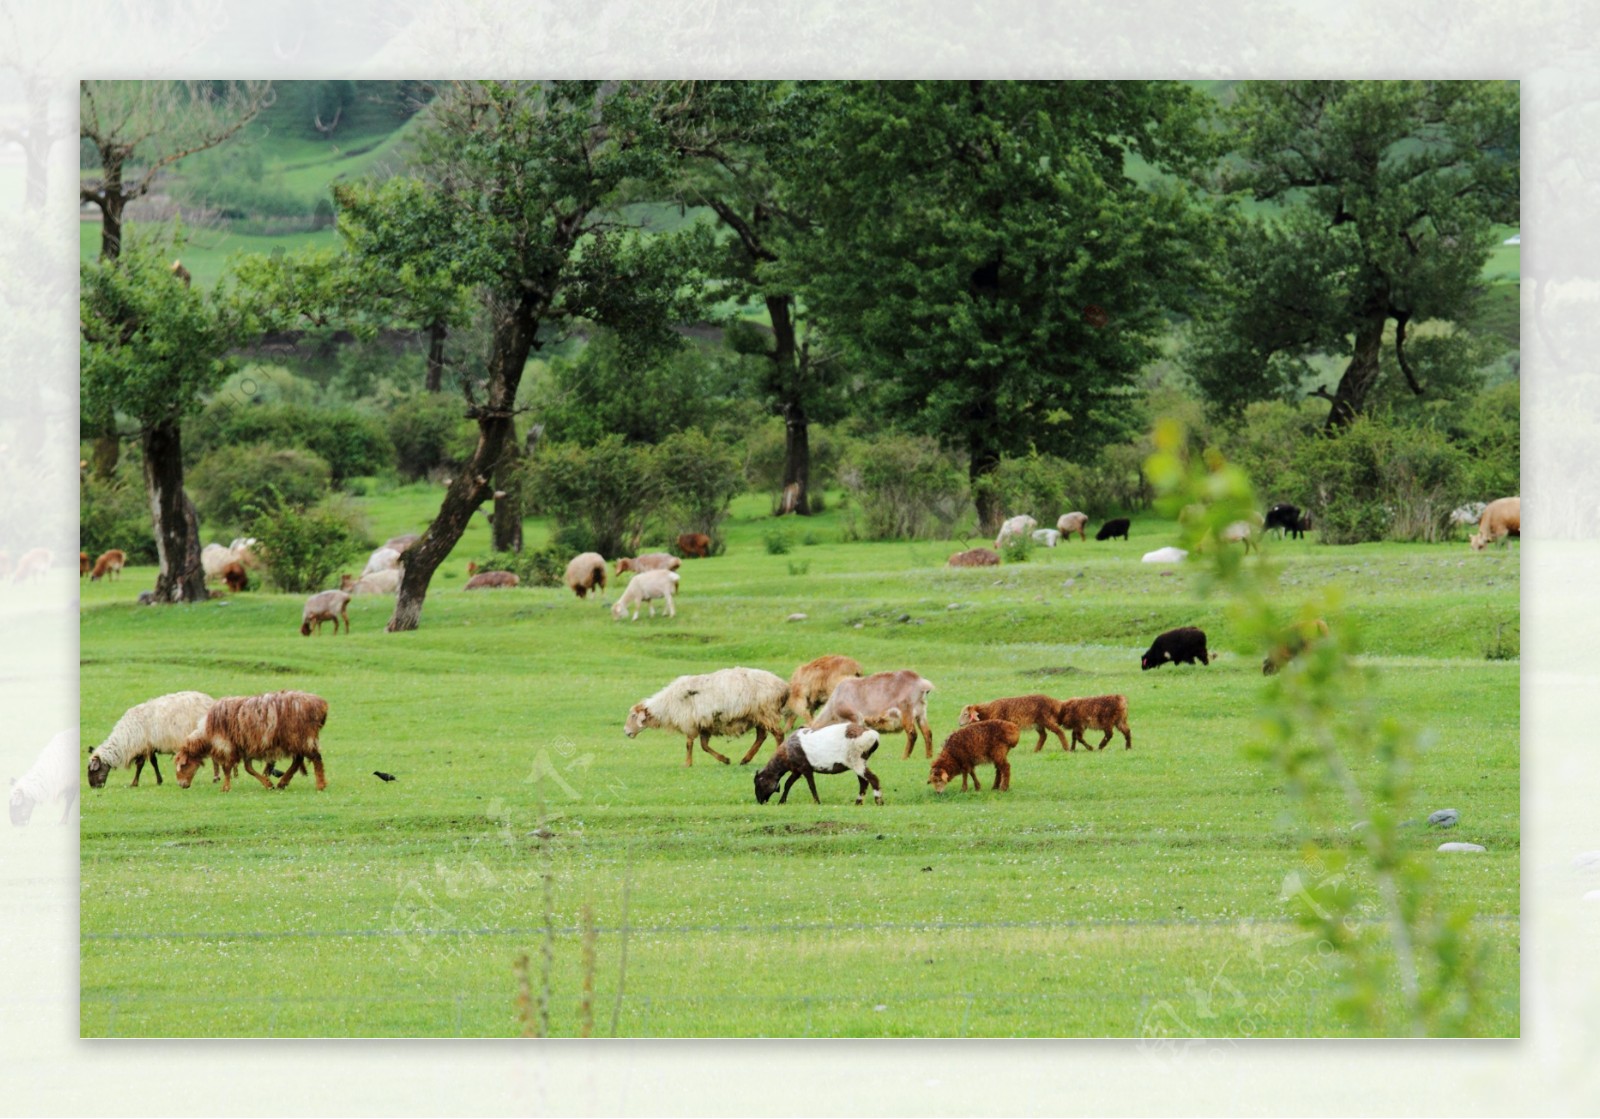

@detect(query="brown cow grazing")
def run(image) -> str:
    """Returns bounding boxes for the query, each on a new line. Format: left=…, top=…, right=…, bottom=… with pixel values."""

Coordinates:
left=91, top=548, right=127, bottom=581
left=1056, top=694, right=1133, bottom=751
left=174, top=690, right=329, bottom=792
left=220, top=561, right=248, bottom=593
left=947, top=547, right=1001, bottom=568
left=1470, top=496, right=1520, bottom=552
left=465, top=571, right=520, bottom=590
left=958, top=694, right=1074, bottom=752
left=677, top=533, right=712, bottom=559
left=928, top=719, right=1020, bottom=792
left=79, top=552, right=91, bottom=577
left=783, top=654, right=864, bottom=733
left=811, top=670, right=936, bottom=759
left=1263, top=618, right=1330, bottom=676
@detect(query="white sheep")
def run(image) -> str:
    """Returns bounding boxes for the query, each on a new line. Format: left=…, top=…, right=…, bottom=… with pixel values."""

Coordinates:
left=202, top=538, right=259, bottom=581
left=995, top=514, right=1039, bottom=549
left=10, top=729, right=79, bottom=825
left=1031, top=528, right=1061, bottom=548
left=611, top=569, right=679, bottom=620
left=360, top=546, right=404, bottom=577
left=1141, top=546, right=1188, bottom=564
left=564, top=551, right=608, bottom=599
left=87, top=691, right=216, bottom=789
left=341, top=568, right=401, bottom=595
left=624, top=666, right=789, bottom=765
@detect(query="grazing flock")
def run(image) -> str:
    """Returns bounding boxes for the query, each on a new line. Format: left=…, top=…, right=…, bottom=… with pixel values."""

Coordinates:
left=62, top=493, right=1516, bottom=822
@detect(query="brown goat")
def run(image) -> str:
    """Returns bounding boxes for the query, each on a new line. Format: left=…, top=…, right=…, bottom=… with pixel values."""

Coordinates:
left=677, top=533, right=712, bottom=559
left=1262, top=618, right=1331, bottom=676
left=90, top=549, right=126, bottom=581
left=958, top=694, right=1074, bottom=752
left=220, top=561, right=248, bottom=593
left=1056, top=694, right=1133, bottom=751
left=79, top=552, right=91, bottom=577
left=465, top=570, right=520, bottom=590
left=948, top=547, right=1001, bottom=568
left=174, top=691, right=329, bottom=792
left=928, top=719, right=1020, bottom=792
left=783, top=654, right=864, bottom=733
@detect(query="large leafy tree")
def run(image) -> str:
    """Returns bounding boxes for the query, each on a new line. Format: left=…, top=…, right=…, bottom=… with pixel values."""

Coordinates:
left=78, top=80, right=271, bottom=601
left=794, top=80, right=1216, bottom=529
left=80, top=242, right=240, bottom=602
left=380, top=80, right=712, bottom=631
left=1188, top=80, right=1519, bottom=428
left=661, top=80, right=845, bottom=516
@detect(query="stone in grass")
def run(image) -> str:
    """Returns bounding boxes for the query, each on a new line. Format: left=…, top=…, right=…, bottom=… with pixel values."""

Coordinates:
left=1427, top=808, right=1461, bottom=828
left=1437, top=842, right=1486, bottom=853
left=786, top=613, right=807, bottom=622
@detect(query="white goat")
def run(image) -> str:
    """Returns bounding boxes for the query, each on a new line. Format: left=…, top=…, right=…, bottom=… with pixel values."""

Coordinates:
left=611, top=569, right=678, bottom=620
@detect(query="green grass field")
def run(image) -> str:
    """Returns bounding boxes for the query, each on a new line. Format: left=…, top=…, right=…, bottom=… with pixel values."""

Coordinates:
left=77, top=493, right=1520, bottom=1037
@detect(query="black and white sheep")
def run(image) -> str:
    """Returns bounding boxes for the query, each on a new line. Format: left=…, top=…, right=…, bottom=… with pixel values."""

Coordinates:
left=87, top=691, right=217, bottom=788
left=753, top=723, right=884, bottom=805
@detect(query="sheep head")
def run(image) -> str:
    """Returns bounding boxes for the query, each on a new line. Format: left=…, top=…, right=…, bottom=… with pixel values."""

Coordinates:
left=623, top=704, right=655, bottom=738
left=9, top=785, right=32, bottom=826
left=87, top=754, right=111, bottom=789
left=172, top=737, right=211, bottom=788
left=927, top=761, right=954, bottom=794
left=753, top=769, right=781, bottom=804
left=956, top=705, right=983, bottom=726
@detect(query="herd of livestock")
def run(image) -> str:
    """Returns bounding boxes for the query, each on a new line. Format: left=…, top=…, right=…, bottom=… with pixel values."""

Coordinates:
left=31, top=494, right=1519, bottom=826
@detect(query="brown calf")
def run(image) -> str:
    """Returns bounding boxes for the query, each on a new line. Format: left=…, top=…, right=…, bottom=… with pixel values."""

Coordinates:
left=928, top=719, right=1020, bottom=792
left=1056, top=694, right=1133, bottom=751
left=958, top=694, right=1073, bottom=752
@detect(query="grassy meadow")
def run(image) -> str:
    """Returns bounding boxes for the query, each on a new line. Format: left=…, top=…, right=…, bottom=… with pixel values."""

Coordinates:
left=77, top=491, right=1520, bottom=1037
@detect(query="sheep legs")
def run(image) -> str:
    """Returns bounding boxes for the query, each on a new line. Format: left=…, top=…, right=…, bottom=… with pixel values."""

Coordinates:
left=242, top=757, right=276, bottom=790
left=738, top=727, right=773, bottom=765
left=131, top=752, right=163, bottom=786
left=688, top=732, right=731, bottom=766
left=854, top=767, right=883, bottom=806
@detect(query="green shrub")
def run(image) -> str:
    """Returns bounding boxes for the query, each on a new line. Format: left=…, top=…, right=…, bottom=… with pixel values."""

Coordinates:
left=190, top=399, right=395, bottom=483
left=787, top=560, right=811, bottom=576
left=764, top=529, right=793, bottom=555
left=986, top=452, right=1069, bottom=523
left=191, top=444, right=332, bottom=533
left=1454, top=382, right=1520, bottom=499
left=1219, top=399, right=1323, bottom=506
left=653, top=428, right=745, bottom=541
left=79, top=462, right=156, bottom=565
left=247, top=493, right=364, bottom=593
left=839, top=436, right=968, bottom=541
left=1293, top=417, right=1469, bottom=544
left=1000, top=535, right=1033, bottom=563
left=524, top=436, right=655, bottom=558
left=387, top=394, right=477, bottom=482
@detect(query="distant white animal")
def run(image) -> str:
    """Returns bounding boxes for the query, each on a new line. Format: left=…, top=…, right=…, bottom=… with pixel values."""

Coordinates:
left=995, top=515, right=1039, bottom=549
left=1141, top=546, right=1188, bottom=564
left=1031, top=529, right=1060, bottom=548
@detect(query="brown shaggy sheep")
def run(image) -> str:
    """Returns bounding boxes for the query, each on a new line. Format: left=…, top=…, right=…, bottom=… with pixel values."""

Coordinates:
left=220, top=561, right=248, bottom=593
left=958, top=694, right=1075, bottom=752
left=90, top=549, right=126, bottom=581
left=564, top=552, right=607, bottom=599
left=1056, top=694, right=1133, bottom=751
left=677, top=533, right=712, bottom=559
left=948, top=547, right=1001, bottom=568
left=79, top=552, right=91, bottom=577
left=783, top=654, right=864, bottom=733
left=174, top=691, right=329, bottom=792
left=928, top=719, right=1020, bottom=792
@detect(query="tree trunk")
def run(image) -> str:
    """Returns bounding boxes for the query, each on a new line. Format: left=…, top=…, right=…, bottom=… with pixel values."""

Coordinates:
left=767, top=294, right=811, bottom=515
left=142, top=419, right=208, bottom=603
left=389, top=298, right=537, bottom=632
left=970, top=442, right=1003, bottom=536
left=424, top=320, right=447, bottom=392
left=781, top=403, right=811, bottom=516
left=491, top=421, right=524, bottom=554
left=98, top=150, right=126, bottom=262
left=1324, top=310, right=1389, bottom=431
